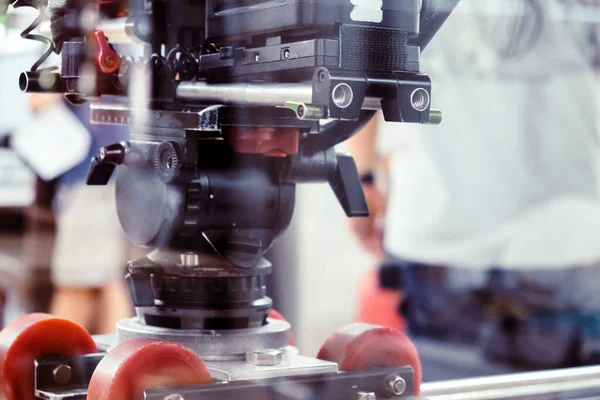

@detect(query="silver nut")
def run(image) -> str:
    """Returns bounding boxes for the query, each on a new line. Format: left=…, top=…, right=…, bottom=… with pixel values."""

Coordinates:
left=357, top=392, right=376, bottom=400
left=52, top=364, right=72, bottom=385
left=331, top=83, right=354, bottom=109
left=410, top=87, right=430, bottom=112
left=383, top=374, right=407, bottom=396
left=246, top=349, right=283, bottom=366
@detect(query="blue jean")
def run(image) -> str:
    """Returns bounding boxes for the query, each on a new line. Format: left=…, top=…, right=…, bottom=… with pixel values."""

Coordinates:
left=382, top=258, right=600, bottom=376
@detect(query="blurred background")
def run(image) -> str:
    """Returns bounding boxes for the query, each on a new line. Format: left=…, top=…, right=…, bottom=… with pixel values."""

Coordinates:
left=2, top=0, right=600, bottom=384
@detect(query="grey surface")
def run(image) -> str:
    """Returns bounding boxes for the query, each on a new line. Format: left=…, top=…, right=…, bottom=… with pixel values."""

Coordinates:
left=414, top=338, right=518, bottom=382
left=116, top=317, right=292, bottom=361
left=207, top=348, right=338, bottom=381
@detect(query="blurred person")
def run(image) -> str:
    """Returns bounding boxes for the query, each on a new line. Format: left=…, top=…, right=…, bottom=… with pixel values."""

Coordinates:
left=47, top=100, right=132, bottom=334
left=0, top=10, right=91, bottom=325
left=13, top=92, right=132, bottom=333
left=348, top=0, right=600, bottom=378
left=2, top=5, right=137, bottom=333
left=355, top=156, right=405, bottom=331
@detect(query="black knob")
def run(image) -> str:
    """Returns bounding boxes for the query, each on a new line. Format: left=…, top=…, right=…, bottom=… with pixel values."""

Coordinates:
left=154, top=141, right=183, bottom=183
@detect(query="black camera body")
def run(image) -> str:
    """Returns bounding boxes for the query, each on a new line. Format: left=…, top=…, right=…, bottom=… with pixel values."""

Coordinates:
left=134, top=0, right=422, bottom=82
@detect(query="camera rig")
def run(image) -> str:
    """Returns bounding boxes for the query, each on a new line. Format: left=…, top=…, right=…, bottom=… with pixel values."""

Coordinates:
left=0, top=0, right=459, bottom=399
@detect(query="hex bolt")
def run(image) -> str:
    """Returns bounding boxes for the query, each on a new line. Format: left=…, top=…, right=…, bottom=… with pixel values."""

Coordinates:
left=383, top=374, right=406, bottom=396
left=246, top=349, right=283, bottom=366
left=52, top=364, right=72, bottom=385
left=357, top=392, right=376, bottom=400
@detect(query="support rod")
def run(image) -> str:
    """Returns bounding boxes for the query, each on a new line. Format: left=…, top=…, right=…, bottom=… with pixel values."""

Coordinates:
left=421, top=365, right=600, bottom=400
left=175, top=82, right=383, bottom=110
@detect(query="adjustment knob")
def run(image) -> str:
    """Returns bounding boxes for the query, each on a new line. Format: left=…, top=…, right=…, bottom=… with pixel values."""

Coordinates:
left=154, top=141, right=183, bottom=183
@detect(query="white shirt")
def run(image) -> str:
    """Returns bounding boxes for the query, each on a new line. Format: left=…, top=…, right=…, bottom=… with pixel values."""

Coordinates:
left=0, top=27, right=40, bottom=207
left=381, top=0, right=600, bottom=269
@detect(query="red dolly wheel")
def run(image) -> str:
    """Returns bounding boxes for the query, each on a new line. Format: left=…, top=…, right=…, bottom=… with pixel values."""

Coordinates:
left=87, top=338, right=211, bottom=400
left=268, top=309, right=295, bottom=346
left=0, top=313, right=98, bottom=400
left=317, top=323, right=422, bottom=395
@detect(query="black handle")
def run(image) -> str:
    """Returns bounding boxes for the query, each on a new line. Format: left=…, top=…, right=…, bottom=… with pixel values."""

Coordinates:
left=85, top=143, right=126, bottom=185
left=86, top=157, right=116, bottom=186
left=329, top=154, right=369, bottom=218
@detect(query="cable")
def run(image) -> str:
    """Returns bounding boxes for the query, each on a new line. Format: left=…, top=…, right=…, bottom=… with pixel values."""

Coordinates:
left=12, top=0, right=55, bottom=71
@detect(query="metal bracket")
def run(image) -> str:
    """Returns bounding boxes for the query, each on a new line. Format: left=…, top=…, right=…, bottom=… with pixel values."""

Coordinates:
left=33, top=354, right=416, bottom=400
left=144, top=366, right=415, bottom=400
left=34, top=354, right=105, bottom=400
left=90, top=101, right=222, bottom=132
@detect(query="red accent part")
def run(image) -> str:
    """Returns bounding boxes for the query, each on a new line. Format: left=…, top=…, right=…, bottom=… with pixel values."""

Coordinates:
left=87, top=339, right=211, bottom=400
left=357, top=270, right=405, bottom=331
left=0, top=313, right=97, bottom=400
left=99, top=0, right=128, bottom=17
left=317, top=323, right=422, bottom=396
left=268, top=309, right=295, bottom=346
left=225, top=127, right=299, bottom=156
left=93, top=30, right=120, bottom=74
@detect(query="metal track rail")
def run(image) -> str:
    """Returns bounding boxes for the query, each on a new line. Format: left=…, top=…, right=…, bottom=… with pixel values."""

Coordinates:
left=421, top=366, right=600, bottom=400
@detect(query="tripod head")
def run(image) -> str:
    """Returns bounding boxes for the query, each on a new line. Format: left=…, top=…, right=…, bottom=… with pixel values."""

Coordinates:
left=6, top=0, right=459, bottom=330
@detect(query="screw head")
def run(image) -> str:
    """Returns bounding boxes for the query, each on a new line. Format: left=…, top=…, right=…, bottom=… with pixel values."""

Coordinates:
left=318, top=70, right=327, bottom=82
left=246, top=349, right=283, bottom=366
left=283, top=49, right=290, bottom=59
left=383, top=374, right=406, bottom=396
left=297, top=105, right=305, bottom=117
left=254, top=53, right=260, bottom=62
left=104, top=54, right=118, bottom=68
left=52, top=364, right=72, bottom=385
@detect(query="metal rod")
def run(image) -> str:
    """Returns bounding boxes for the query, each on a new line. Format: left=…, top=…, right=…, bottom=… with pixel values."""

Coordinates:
left=19, top=71, right=64, bottom=93
left=176, top=82, right=313, bottom=107
left=175, top=82, right=383, bottom=110
left=97, top=17, right=137, bottom=44
left=420, top=366, right=600, bottom=400
left=39, top=17, right=136, bottom=44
